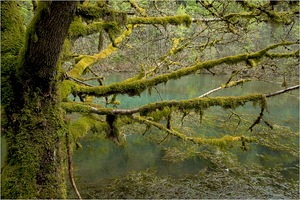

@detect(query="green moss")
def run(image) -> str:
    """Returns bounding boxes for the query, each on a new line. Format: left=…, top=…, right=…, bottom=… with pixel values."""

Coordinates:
left=2, top=95, right=68, bottom=199
left=68, top=113, right=109, bottom=144
left=128, top=15, right=192, bottom=27
left=189, top=135, right=257, bottom=149
left=1, top=1, right=25, bottom=55
left=77, top=3, right=127, bottom=24
left=62, top=39, right=72, bottom=59
left=266, top=50, right=299, bottom=59
left=138, top=94, right=267, bottom=115
left=69, top=114, right=104, bottom=139
left=68, top=16, right=120, bottom=39
left=141, top=107, right=172, bottom=122
left=68, top=25, right=133, bottom=79
left=58, top=80, right=81, bottom=101
left=76, top=41, right=295, bottom=98
left=61, top=102, right=114, bottom=116
left=221, top=79, right=251, bottom=88
left=246, top=59, right=257, bottom=67
left=128, top=0, right=146, bottom=16
left=133, top=115, right=257, bottom=148
left=68, top=56, right=96, bottom=78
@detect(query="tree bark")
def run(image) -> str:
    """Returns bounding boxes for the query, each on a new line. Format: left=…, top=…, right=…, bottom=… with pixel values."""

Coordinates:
left=1, top=1, right=77, bottom=198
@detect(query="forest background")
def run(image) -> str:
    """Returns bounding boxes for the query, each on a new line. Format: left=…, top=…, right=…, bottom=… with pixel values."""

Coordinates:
left=1, top=0, right=299, bottom=199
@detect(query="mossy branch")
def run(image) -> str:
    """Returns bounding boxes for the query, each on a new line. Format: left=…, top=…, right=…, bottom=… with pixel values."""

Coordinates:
left=128, top=0, right=147, bottom=17
left=128, top=15, right=192, bottom=27
left=62, top=94, right=266, bottom=116
left=68, top=24, right=134, bottom=78
left=133, top=115, right=256, bottom=148
left=68, top=114, right=106, bottom=139
left=76, top=4, right=127, bottom=22
left=68, top=17, right=119, bottom=39
left=62, top=84, right=299, bottom=117
left=68, top=41, right=296, bottom=97
left=266, top=50, right=299, bottom=59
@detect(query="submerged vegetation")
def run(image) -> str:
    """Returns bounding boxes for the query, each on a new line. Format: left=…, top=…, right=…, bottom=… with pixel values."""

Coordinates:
left=1, top=0, right=299, bottom=199
left=69, top=166, right=299, bottom=199
left=68, top=105, right=299, bottom=199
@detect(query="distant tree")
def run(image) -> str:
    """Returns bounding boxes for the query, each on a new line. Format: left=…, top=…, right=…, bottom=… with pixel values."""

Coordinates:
left=1, top=0, right=299, bottom=198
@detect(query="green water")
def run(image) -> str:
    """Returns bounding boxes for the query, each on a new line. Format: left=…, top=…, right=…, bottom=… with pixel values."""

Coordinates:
left=72, top=73, right=299, bottom=184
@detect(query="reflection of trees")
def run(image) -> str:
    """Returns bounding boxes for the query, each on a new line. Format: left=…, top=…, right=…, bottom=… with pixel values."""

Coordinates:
left=1, top=0, right=299, bottom=198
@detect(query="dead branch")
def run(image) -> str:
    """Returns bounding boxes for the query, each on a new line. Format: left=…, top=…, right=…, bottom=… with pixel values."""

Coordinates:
left=265, top=85, right=300, bottom=98
left=198, top=86, right=222, bottom=98
left=66, top=132, right=82, bottom=200
left=66, top=73, right=94, bottom=87
left=198, top=79, right=251, bottom=98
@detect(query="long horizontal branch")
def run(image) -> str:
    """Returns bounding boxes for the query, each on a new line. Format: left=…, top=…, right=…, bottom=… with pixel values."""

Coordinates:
left=127, top=15, right=192, bottom=26
left=69, top=41, right=296, bottom=97
left=62, top=84, right=299, bottom=116
left=62, top=93, right=266, bottom=116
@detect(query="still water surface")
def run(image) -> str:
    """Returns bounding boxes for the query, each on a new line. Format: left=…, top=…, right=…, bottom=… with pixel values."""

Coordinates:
left=73, top=73, right=299, bottom=183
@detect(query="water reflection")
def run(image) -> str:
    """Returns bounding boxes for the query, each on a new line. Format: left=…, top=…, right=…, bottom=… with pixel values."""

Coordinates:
left=73, top=73, right=299, bottom=183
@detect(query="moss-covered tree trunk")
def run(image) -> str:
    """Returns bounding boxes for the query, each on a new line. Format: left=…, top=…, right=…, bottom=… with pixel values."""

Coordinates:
left=1, top=1, right=77, bottom=198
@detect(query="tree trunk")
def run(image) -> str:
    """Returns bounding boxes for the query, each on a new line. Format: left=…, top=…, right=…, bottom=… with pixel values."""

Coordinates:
left=1, top=1, right=77, bottom=198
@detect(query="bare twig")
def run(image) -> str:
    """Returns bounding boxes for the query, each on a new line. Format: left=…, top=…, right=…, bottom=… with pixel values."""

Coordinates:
left=66, top=73, right=94, bottom=87
left=198, top=86, right=222, bottom=98
left=228, top=109, right=242, bottom=133
left=265, top=85, right=300, bottom=98
left=66, top=132, right=82, bottom=200
left=198, top=79, right=251, bottom=98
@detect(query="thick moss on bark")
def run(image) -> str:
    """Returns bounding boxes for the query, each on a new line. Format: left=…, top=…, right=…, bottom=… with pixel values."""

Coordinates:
left=1, top=1, right=24, bottom=55
left=1, top=99, right=68, bottom=199
left=68, top=16, right=120, bottom=39
left=1, top=1, right=77, bottom=198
